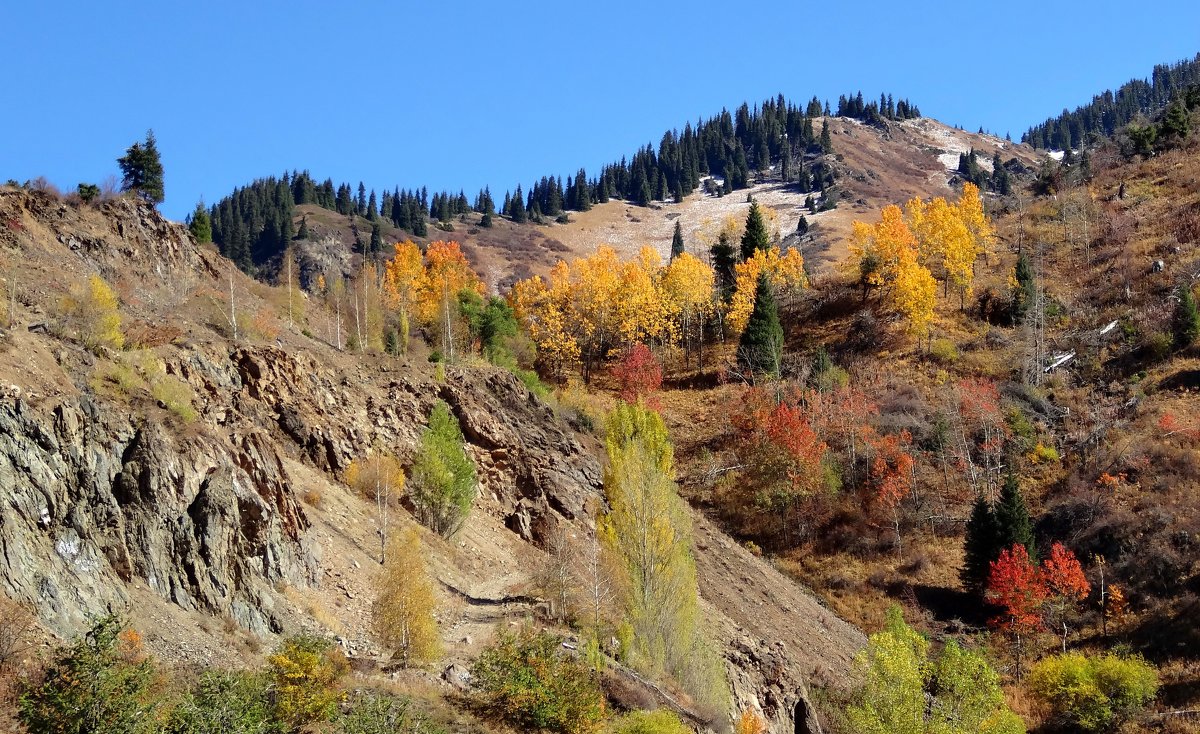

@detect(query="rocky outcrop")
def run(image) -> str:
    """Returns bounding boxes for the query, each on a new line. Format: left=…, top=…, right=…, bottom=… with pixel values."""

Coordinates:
left=0, top=393, right=317, bottom=637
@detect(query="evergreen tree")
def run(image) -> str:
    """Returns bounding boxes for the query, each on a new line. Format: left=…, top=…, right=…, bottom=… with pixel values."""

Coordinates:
left=670, top=220, right=685, bottom=260
left=796, top=215, right=809, bottom=236
left=480, top=211, right=493, bottom=228
left=117, top=130, right=165, bottom=204
left=820, top=120, right=832, bottom=153
left=1174, top=283, right=1200, bottom=348
left=737, top=273, right=784, bottom=378
left=711, top=232, right=736, bottom=301
left=1011, top=254, right=1036, bottom=324
left=961, top=495, right=1002, bottom=596
left=188, top=201, right=212, bottom=243
left=297, top=214, right=309, bottom=240
left=995, top=473, right=1036, bottom=560
left=740, top=200, right=771, bottom=260
left=509, top=185, right=527, bottom=223
left=369, top=221, right=383, bottom=255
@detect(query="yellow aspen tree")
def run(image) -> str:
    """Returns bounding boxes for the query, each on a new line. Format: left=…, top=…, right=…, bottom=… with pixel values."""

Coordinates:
left=891, top=247, right=937, bottom=345
left=372, top=526, right=442, bottom=668
left=382, top=240, right=424, bottom=354
left=662, top=252, right=717, bottom=371
left=617, top=246, right=674, bottom=350
left=511, top=266, right=581, bottom=379
left=62, top=274, right=124, bottom=351
left=418, top=241, right=484, bottom=362
left=567, top=246, right=623, bottom=383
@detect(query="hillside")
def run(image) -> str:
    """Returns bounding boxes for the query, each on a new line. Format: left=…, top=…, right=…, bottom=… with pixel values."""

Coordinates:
left=0, top=187, right=863, bottom=733
left=274, top=115, right=1039, bottom=294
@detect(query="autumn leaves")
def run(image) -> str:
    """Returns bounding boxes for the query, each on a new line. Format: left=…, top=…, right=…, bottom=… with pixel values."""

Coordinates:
left=851, top=183, right=993, bottom=342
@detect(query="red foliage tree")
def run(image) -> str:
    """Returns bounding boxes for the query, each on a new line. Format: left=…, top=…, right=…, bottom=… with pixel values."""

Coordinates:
left=987, top=543, right=1047, bottom=679
left=1041, top=542, right=1090, bottom=652
left=611, top=342, right=663, bottom=406
left=868, top=431, right=915, bottom=557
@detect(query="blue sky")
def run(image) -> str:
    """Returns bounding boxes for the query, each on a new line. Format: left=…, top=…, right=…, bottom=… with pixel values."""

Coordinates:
left=4, top=1, right=1198, bottom=220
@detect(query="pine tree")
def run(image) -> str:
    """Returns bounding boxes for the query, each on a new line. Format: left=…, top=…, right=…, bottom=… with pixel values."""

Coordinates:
left=188, top=201, right=212, bottom=243
left=711, top=232, right=736, bottom=301
left=1174, top=283, right=1200, bottom=348
left=995, top=473, right=1036, bottom=560
left=297, top=214, right=309, bottom=240
left=796, top=215, right=809, bottom=236
left=740, top=200, right=771, bottom=260
left=369, top=222, right=383, bottom=255
left=670, top=220, right=685, bottom=260
left=509, top=185, right=527, bottom=223
left=117, top=130, right=165, bottom=204
left=820, top=120, right=832, bottom=153
left=961, top=495, right=1002, bottom=596
left=737, top=273, right=783, bottom=378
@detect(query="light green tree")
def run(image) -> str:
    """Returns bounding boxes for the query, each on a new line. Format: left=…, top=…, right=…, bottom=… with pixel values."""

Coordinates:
left=410, top=401, right=477, bottom=537
left=848, top=606, right=1024, bottom=734
left=598, top=402, right=728, bottom=707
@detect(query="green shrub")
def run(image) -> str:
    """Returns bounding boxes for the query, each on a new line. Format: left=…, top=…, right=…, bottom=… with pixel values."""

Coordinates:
left=1028, top=652, right=1158, bottom=732
left=266, top=634, right=349, bottom=730
left=151, top=375, right=198, bottom=422
left=1006, top=408, right=1036, bottom=441
left=606, top=709, right=691, bottom=734
left=470, top=629, right=606, bottom=734
left=336, top=689, right=446, bottom=734
left=1143, top=331, right=1173, bottom=361
left=929, top=338, right=960, bottom=365
left=167, top=670, right=274, bottom=734
left=77, top=183, right=100, bottom=203
left=19, top=615, right=160, bottom=734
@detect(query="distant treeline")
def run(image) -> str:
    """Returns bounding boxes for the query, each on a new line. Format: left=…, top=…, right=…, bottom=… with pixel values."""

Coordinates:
left=1023, top=53, right=1200, bottom=150
left=209, top=91, right=922, bottom=273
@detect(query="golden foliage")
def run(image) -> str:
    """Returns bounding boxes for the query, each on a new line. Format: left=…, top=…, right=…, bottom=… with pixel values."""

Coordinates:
left=728, top=246, right=807, bottom=334
left=372, top=526, right=442, bottom=667
left=61, top=274, right=124, bottom=351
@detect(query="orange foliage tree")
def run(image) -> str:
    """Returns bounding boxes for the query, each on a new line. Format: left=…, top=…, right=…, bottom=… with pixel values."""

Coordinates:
left=987, top=543, right=1047, bottom=679
left=611, top=343, right=663, bottom=407
left=868, top=431, right=916, bottom=557
left=1041, top=542, right=1090, bottom=652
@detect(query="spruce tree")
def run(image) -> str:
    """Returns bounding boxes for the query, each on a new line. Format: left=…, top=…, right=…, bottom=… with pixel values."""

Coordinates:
left=188, top=201, right=211, bottom=243
left=117, top=130, right=165, bottom=204
left=711, top=232, right=736, bottom=300
left=510, top=186, right=527, bottom=223
left=796, top=215, right=809, bottom=236
left=1174, top=283, right=1200, bottom=348
left=369, top=222, right=383, bottom=255
left=995, top=473, right=1036, bottom=560
left=740, top=200, right=771, bottom=260
left=297, top=214, right=309, bottom=240
left=670, top=220, right=685, bottom=260
left=737, top=273, right=783, bottom=378
left=1011, top=254, right=1036, bottom=324
left=820, top=120, right=832, bottom=153
left=961, top=495, right=1002, bottom=595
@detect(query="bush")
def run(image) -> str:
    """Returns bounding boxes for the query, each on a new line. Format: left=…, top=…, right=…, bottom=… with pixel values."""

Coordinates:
left=409, top=401, right=477, bottom=537
left=19, top=615, right=159, bottom=734
left=266, top=634, right=349, bottom=729
left=77, top=183, right=100, bottom=203
left=607, top=709, right=691, bottom=734
left=1028, top=652, right=1158, bottom=732
left=929, top=338, right=959, bottom=365
left=167, top=670, right=274, bottom=734
left=1142, top=331, right=1173, bottom=361
left=151, top=374, right=198, bottom=422
left=470, top=629, right=606, bottom=734
left=336, top=689, right=446, bottom=734
left=60, top=274, right=124, bottom=352
left=1028, top=442, right=1060, bottom=464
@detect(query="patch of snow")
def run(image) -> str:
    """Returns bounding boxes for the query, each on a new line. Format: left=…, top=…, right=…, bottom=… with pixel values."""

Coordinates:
left=1047, top=150, right=1064, bottom=161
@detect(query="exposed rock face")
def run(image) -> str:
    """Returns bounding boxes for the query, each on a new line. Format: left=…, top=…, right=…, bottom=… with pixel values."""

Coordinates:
left=0, top=393, right=317, bottom=637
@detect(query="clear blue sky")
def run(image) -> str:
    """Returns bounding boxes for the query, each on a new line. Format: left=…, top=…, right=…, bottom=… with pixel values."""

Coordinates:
left=4, top=1, right=1198, bottom=220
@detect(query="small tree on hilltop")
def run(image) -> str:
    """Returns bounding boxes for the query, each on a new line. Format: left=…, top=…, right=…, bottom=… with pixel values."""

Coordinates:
left=737, top=273, right=783, bottom=380
left=188, top=201, right=212, bottom=243
left=372, top=526, right=442, bottom=668
left=117, top=130, right=164, bottom=205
